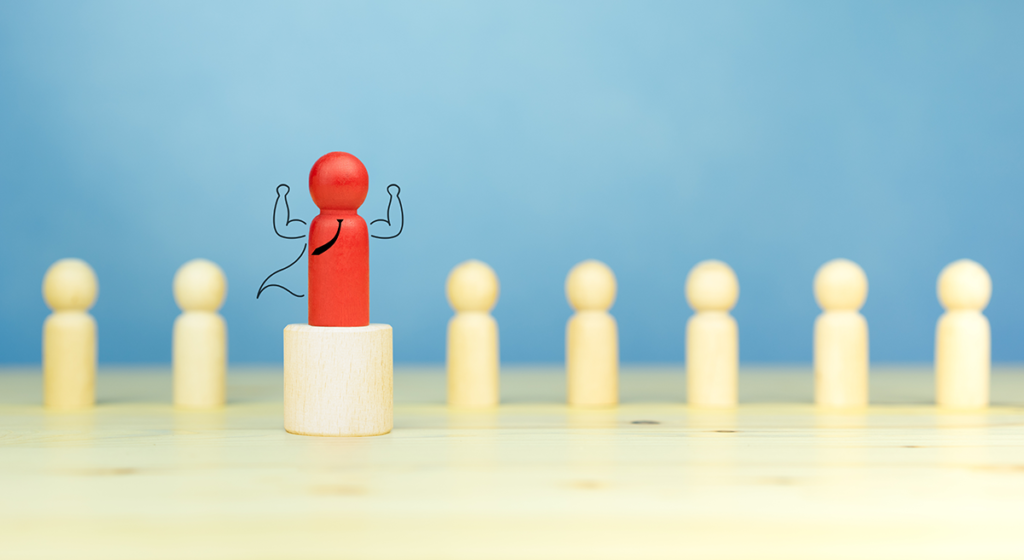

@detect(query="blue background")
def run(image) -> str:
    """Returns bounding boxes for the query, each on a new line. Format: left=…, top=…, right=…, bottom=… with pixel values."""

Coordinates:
left=1, top=1, right=1022, bottom=365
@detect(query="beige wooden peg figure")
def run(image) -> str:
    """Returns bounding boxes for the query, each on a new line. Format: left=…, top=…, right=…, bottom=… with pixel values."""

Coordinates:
left=814, top=259, right=869, bottom=408
left=173, top=259, right=227, bottom=408
left=935, top=259, right=991, bottom=409
left=446, top=260, right=500, bottom=408
left=42, top=258, right=98, bottom=410
left=565, top=260, right=618, bottom=407
left=685, top=260, right=739, bottom=407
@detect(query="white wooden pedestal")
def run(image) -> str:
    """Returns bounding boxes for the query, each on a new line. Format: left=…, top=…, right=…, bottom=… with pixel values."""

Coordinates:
left=283, top=323, right=393, bottom=436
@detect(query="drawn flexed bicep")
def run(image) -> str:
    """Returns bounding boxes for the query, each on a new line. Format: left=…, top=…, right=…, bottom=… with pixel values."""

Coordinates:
left=370, top=184, right=403, bottom=240
left=273, top=184, right=307, bottom=239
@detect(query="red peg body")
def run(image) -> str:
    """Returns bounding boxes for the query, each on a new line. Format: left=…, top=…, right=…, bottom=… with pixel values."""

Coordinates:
left=307, top=152, right=370, bottom=327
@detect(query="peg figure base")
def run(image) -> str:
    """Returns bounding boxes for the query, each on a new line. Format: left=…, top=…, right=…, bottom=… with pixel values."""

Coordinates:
left=284, top=323, right=393, bottom=437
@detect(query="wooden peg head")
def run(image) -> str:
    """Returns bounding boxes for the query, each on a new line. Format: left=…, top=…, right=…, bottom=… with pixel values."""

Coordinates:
left=446, top=260, right=499, bottom=313
left=308, top=152, right=369, bottom=212
left=43, top=258, right=98, bottom=312
left=814, top=259, right=868, bottom=312
left=685, top=260, right=738, bottom=312
left=566, top=260, right=616, bottom=312
left=938, top=259, right=991, bottom=311
left=174, top=259, right=227, bottom=312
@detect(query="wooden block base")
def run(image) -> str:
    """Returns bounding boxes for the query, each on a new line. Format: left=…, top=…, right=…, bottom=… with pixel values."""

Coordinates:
left=283, top=323, right=393, bottom=437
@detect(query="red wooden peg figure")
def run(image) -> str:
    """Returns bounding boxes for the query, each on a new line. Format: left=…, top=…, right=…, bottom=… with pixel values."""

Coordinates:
left=307, top=152, right=370, bottom=327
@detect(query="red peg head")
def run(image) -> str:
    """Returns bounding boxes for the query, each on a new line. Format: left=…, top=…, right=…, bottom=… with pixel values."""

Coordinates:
left=308, top=152, right=369, bottom=211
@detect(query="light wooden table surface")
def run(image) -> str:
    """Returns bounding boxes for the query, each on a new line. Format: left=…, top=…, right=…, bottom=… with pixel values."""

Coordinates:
left=2, top=365, right=1024, bottom=560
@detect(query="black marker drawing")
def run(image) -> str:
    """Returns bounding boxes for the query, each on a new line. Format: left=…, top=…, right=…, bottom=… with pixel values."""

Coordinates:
left=312, top=219, right=343, bottom=255
left=370, top=184, right=403, bottom=239
left=257, top=243, right=307, bottom=299
left=272, top=184, right=307, bottom=239
left=257, top=181, right=404, bottom=300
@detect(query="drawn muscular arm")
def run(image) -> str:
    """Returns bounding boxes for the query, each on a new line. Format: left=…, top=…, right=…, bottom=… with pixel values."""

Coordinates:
left=256, top=184, right=308, bottom=299
left=273, top=184, right=307, bottom=239
left=369, top=184, right=404, bottom=240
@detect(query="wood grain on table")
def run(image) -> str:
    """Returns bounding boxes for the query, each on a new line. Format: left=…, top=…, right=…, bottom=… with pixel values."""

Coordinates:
left=2, top=366, right=1024, bottom=560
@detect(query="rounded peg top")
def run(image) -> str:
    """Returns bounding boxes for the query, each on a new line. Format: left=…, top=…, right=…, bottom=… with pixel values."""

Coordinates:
left=814, top=258, right=868, bottom=312
left=938, top=259, right=991, bottom=311
left=308, top=152, right=369, bottom=211
left=447, top=260, right=499, bottom=313
left=43, top=258, right=98, bottom=312
left=686, top=260, right=738, bottom=312
left=566, top=260, right=616, bottom=312
left=174, top=259, right=227, bottom=312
